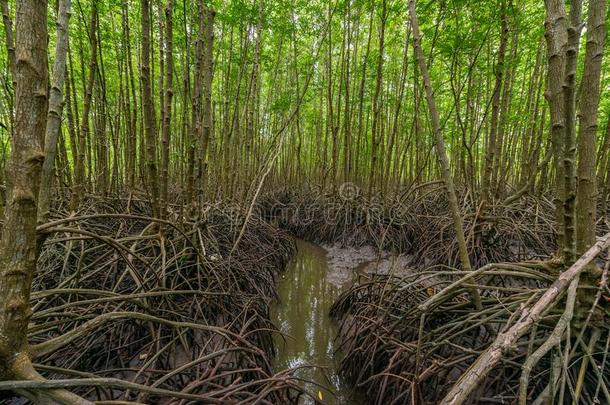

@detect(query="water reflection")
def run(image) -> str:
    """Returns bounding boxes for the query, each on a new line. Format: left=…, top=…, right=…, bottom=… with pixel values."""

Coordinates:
left=272, top=240, right=359, bottom=404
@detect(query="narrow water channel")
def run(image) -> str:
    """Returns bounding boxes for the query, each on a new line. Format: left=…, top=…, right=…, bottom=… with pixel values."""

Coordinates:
left=271, top=239, right=360, bottom=404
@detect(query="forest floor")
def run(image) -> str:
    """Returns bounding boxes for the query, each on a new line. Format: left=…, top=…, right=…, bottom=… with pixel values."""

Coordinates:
left=6, top=194, right=311, bottom=404
left=5, top=187, right=609, bottom=404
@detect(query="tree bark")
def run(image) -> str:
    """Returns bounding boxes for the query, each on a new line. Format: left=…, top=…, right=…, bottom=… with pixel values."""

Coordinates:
left=38, top=0, right=72, bottom=224
left=561, top=0, right=582, bottom=263
left=160, top=0, right=174, bottom=218
left=0, top=0, right=15, bottom=86
left=188, top=0, right=204, bottom=208
left=576, top=0, right=606, bottom=255
left=481, top=5, right=508, bottom=203
left=141, top=0, right=160, bottom=217
left=543, top=0, right=568, bottom=257
left=71, top=1, right=98, bottom=212
left=368, top=0, right=387, bottom=194
left=199, top=5, right=215, bottom=205
left=0, top=0, right=48, bottom=380
left=123, top=0, right=138, bottom=189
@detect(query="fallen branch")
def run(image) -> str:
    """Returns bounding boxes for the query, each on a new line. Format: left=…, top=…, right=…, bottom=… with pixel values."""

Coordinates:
left=441, top=232, right=610, bottom=405
left=0, top=377, right=222, bottom=403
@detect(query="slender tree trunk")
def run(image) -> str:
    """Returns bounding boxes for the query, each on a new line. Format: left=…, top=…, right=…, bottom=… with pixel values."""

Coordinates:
left=65, top=56, right=78, bottom=171
left=38, top=0, right=72, bottom=224
left=355, top=6, right=373, bottom=185
left=245, top=0, right=261, bottom=183
left=188, top=0, right=204, bottom=207
left=561, top=0, right=582, bottom=263
left=0, top=0, right=14, bottom=143
left=493, top=28, right=518, bottom=196
left=118, top=32, right=129, bottom=188
left=481, top=4, right=508, bottom=203
left=368, top=0, right=387, bottom=194
left=384, top=24, right=410, bottom=191
left=408, top=0, right=482, bottom=309
left=325, top=0, right=337, bottom=188
left=141, top=0, right=160, bottom=217
left=543, top=0, right=568, bottom=257
left=199, top=5, right=215, bottom=205
left=95, top=19, right=109, bottom=195
left=179, top=0, right=191, bottom=201
left=0, top=0, right=15, bottom=87
left=71, top=2, right=98, bottom=212
left=0, top=0, right=48, bottom=381
left=123, top=0, right=138, bottom=189
left=58, top=128, right=72, bottom=186
left=599, top=116, right=610, bottom=216
left=342, top=0, right=352, bottom=182
left=576, top=0, right=606, bottom=255
left=160, top=0, right=174, bottom=218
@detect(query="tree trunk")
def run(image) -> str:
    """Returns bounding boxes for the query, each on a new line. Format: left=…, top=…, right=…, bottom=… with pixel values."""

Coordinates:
left=561, top=0, right=582, bottom=263
left=71, top=2, right=98, bottom=212
left=0, top=0, right=48, bottom=380
left=368, top=0, right=387, bottom=194
left=199, top=5, right=215, bottom=205
left=408, top=0, right=482, bottom=310
left=123, top=0, right=138, bottom=189
left=481, top=5, right=508, bottom=203
left=188, top=0, right=204, bottom=208
left=141, top=0, right=160, bottom=218
left=543, top=0, right=568, bottom=257
left=0, top=0, right=15, bottom=87
left=599, top=116, right=610, bottom=216
left=160, top=0, right=174, bottom=218
left=38, top=0, right=72, bottom=224
left=575, top=0, right=606, bottom=255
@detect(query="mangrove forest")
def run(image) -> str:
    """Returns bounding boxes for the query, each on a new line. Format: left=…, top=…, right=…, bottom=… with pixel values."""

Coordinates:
left=0, top=0, right=609, bottom=403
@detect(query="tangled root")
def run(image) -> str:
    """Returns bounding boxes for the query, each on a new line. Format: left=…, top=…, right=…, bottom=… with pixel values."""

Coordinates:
left=409, top=190, right=556, bottom=268
left=260, top=185, right=556, bottom=267
left=330, top=258, right=610, bottom=404
left=19, top=195, right=310, bottom=404
left=259, top=186, right=415, bottom=252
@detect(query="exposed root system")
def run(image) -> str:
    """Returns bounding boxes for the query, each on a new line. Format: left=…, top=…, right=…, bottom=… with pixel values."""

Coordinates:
left=15, top=196, right=310, bottom=404
left=407, top=190, right=556, bottom=268
left=259, top=186, right=415, bottom=252
left=260, top=185, right=556, bottom=268
left=330, top=257, right=610, bottom=404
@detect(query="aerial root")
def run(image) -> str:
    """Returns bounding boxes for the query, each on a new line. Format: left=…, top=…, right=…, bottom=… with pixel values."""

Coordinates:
left=2, top=196, right=311, bottom=404
left=260, top=185, right=556, bottom=267
left=330, top=235, right=610, bottom=404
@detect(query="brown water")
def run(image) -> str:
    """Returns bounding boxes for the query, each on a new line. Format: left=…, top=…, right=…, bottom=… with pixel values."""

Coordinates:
left=271, top=240, right=361, bottom=404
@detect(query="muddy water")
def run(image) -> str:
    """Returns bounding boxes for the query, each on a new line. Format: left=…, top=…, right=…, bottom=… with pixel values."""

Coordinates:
left=271, top=240, right=361, bottom=404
